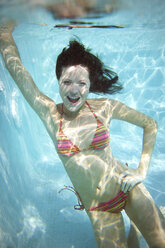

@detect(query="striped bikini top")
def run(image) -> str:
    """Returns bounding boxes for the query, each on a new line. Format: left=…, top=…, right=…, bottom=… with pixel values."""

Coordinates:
left=57, top=101, right=110, bottom=157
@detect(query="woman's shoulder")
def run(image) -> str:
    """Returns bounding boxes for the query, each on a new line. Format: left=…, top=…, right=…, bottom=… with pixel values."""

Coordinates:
left=87, top=98, right=120, bottom=106
left=87, top=97, right=108, bottom=103
left=87, top=98, right=124, bottom=118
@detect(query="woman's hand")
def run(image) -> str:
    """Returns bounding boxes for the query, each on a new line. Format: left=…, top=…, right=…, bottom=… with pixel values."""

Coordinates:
left=119, top=169, right=145, bottom=193
left=0, top=22, right=16, bottom=49
left=0, top=21, right=16, bottom=34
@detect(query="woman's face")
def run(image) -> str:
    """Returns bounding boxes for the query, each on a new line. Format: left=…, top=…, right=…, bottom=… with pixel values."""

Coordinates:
left=59, top=65, right=90, bottom=113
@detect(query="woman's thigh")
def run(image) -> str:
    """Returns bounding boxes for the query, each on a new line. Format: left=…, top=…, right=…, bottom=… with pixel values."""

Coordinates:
left=87, top=210, right=128, bottom=248
left=125, top=183, right=165, bottom=248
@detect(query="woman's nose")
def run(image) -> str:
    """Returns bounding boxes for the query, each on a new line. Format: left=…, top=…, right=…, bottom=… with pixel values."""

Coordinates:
left=70, top=83, right=79, bottom=95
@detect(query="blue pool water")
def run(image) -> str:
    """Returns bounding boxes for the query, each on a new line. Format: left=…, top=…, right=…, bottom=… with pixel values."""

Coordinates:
left=0, top=0, right=165, bottom=247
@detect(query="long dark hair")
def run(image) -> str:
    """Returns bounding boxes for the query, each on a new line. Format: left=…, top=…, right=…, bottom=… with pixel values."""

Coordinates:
left=56, top=39, right=123, bottom=94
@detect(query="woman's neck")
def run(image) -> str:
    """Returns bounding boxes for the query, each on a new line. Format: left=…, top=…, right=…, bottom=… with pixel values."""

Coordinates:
left=62, top=102, right=87, bottom=119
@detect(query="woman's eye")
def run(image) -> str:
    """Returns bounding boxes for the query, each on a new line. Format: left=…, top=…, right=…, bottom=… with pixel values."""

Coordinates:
left=79, top=82, right=86, bottom=86
left=63, top=80, right=71, bottom=85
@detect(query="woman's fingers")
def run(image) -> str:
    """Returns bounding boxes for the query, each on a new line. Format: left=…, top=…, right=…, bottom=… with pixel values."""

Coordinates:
left=118, top=171, right=130, bottom=184
left=121, top=177, right=132, bottom=193
left=120, top=175, right=143, bottom=193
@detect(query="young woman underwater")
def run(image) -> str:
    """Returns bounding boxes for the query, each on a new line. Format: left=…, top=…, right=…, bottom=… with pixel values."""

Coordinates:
left=0, top=25, right=165, bottom=248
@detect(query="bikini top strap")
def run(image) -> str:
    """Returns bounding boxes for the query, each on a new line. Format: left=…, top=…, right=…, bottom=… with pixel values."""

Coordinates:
left=86, top=101, right=98, bottom=120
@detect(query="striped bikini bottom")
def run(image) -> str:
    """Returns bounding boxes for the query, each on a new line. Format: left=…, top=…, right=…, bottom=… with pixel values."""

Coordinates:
left=59, top=186, right=129, bottom=214
left=88, top=191, right=128, bottom=213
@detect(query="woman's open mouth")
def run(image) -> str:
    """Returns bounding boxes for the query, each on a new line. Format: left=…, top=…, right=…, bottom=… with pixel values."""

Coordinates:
left=67, top=96, right=80, bottom=104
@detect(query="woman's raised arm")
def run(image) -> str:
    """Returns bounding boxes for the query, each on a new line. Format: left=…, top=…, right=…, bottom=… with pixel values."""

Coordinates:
left=0, top=24, right=55, bottom=121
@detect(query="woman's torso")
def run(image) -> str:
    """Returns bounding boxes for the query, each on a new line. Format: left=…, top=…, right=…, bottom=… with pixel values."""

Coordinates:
left=43, top=98, right=127, bottom=210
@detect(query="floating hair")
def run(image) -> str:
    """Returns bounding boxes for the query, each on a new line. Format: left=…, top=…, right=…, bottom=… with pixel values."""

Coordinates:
left=56, top=39, right=123, bottom=94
